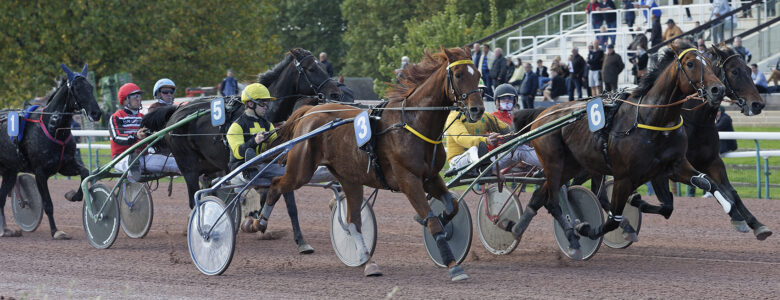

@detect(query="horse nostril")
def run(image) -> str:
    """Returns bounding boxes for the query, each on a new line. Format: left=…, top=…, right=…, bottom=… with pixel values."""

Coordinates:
left=330, top=93, right=340, bottom=100
left=711, top=86, right=723, bottom=96
left=752, top=102, right=764, bottom=110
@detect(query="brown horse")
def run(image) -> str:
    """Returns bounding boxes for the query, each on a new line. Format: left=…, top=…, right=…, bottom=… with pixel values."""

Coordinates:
left=256, top=47, right=484, bottom=281
left=504, top=40, right=730, bottom=251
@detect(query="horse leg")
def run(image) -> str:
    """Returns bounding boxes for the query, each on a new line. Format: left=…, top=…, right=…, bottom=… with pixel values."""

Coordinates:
left=500, top=182, right=546, bottom=241
left=629, top=176, right=675, bottom=219
left=576, top=177, right=632, bottom=241
left=34, top=173, right=68, bottom=239
left=706, top=159, right=771, bottom=239
left=545, top=196, right=582, bottom=259
left=60, top=160, right=88, bottom=202
left=0, top=172, right=21, bottom=237
left=340, top=182, right=381, bottom=276
left=182, top=171, right=203, bottom=209
left=261, top=143, right=317, bottom=239
left=400, top=173, right=467, bottom=281
left=421, top=175, right=459, bottom=221
left=279, top=191, right=314, bottom=254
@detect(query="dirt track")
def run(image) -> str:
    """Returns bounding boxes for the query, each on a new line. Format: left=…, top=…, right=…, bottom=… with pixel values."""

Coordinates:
left=1, top=179, right=779, bottom=299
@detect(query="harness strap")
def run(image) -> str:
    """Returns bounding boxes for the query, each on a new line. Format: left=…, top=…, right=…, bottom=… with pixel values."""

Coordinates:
left=25, top=114, right=72, bottom=172
left=617, top=93, right=703, bottom=108
left=677, top=48, right=698, bottom=60
left=446, top=60, right=474, bottom=70
left=403, top=124, right=442, bottom=144
left=637, top=116, right=684, bottom=131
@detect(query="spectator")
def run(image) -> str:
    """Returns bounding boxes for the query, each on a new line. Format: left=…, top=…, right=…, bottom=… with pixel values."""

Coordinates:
left=568, top=48, right=586, bottom=101
left=507, top=56, right=525, bottom=89
left=639, top=0, right=661, bottom=24
left=623, top=0, right=636, bottom=28
left=663, top=19, right=684, bottom=42
left=732, top=37, right=752, bottom=62
left=691, top=21, right=705, bottom=42
left=631, top=45, right=649, bottom=83
left=472, top=43, right=481, bottom=62
left=602, top=44, right=624, bottom=92
left=535, top=59, right=549, bottom=78
left=478, top=44, right=496, bottom=96
left=149, top=78, right=176, bottom=112
left=319, top=52, right=334, bottom=77
left=649, top=15, right=663, bottom=47
left=599, top=0, right=617, bottom=45
left=751, top=63, right=769, bottom=93
left=543, top=69, right=567, bottom=101
left=518, top=63, right=539, bottom=109
left=674, top=0, right=693, bottom=22
left=502, top=57, right=516, bottom=84
left=628, top=26, right=648, bottom=53
left=587, top=40, right=604, bottom=96
left=711, top=0, right=734, bottom=44
left=220, top=70, right=238, bottom=97
left=586, top=0, right=603, bottom=33
left=697, top=38, right=708, bottom=55
left=768, top=58, right=780, bottom=86
left=491, top=48, right=508, bottom=86
left=769, top=0, right=777, bottom=17
left=394, top=56, right=410, bottom=83
left=716, top=106, right=737, bottom=154
left=598, top=24, right=610, bottom=47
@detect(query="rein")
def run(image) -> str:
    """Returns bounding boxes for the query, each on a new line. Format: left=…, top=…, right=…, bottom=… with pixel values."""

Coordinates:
left=294, top=54, right=336, bottom=99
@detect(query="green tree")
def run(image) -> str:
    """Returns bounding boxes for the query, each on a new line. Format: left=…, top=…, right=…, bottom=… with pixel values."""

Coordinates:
left=275, top=0, right=346, bottom=74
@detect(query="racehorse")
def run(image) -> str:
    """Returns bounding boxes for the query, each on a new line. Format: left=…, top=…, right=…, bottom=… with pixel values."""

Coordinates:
left=259, top=47, right=484, bottom=281
left=503, top=40, right=730, bottom=252
left=260, top=48, right=345, bottom=123
left=514, top=45, right=771, bottom=240
left=0, top=64, right=102, bottom=239
left=141, top=48, right=342, bottom=253
left=631, top=45, right=771, bottom=239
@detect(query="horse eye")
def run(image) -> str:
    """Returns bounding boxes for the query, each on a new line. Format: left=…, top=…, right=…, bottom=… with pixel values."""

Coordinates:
left=731, top=70, right=738, bottom=75
left=455, top=73, right=462, bottom=79
left=686, top=61, right=694, bottom=68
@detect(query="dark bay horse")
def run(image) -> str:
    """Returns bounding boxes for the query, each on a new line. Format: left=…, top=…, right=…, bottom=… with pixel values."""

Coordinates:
left=504, top=41, right=730, bottom=251
left=141, top=48, right=342, bottom=253
left=0, top=64, right=102, bottom=239
left=260, top=47, right=484, bottom=281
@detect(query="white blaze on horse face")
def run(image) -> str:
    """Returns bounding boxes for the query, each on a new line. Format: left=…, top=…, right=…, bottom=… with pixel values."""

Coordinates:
left=467, top=66, right=474, bottom=76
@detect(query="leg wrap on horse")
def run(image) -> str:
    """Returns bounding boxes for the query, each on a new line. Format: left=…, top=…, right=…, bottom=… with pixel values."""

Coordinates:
left=690, top=174, right=712, bottom=192
left=549, top=205, right=581, bottom=250
left=510, top=207, right=537, bottom=239
left=258, top=201, right=275, bottom=228
left=690, top=174, right=733, bottom=214
left=434, top=232, right=456, bottom=266
left=347, top=223, right=370, bottom=262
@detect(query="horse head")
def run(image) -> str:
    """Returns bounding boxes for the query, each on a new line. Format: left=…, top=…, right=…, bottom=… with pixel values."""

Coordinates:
left=668, top=41, right=725, bottom=107
left=441, top=46, right=484, bottom=122
left=706, top=45, right=765, bottom=116
left=289, top=48, right=342, bottom=101
left=60, top=63, right=102, bottom=122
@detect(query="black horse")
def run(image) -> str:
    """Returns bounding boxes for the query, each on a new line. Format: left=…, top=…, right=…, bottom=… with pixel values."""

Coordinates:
left=0, top=64, right=102, bottom=239
left=142, top=48, right=342, bottom=253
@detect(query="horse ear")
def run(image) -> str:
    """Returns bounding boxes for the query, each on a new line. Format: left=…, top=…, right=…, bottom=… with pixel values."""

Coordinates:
left=81, top=63, right=88, bottom=76
left=61, top=63, right=75, bottom=82
left=441, top=46, right=454, bottom=62
left=708, top=44, right=723, bottom=61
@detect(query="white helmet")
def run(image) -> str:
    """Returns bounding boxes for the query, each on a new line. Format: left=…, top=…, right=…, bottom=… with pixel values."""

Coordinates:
left=153, top=78, right=176, bottom=98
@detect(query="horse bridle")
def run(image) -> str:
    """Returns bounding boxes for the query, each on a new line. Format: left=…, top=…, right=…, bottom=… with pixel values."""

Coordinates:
left=47, top=75, right=88, bottom=130
left=445, top=60, right=482, bottom=112
left=715, top=53, right=747, bottom=109
left=294, top=54, right=336, bottom=100
left=675, top=48, right=708, bottom=99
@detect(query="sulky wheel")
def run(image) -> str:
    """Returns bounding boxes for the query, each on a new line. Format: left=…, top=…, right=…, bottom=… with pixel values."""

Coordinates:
left=118, top=182, right=154, bottom=239
left=554, top=186, right=603, bottom=261
left=329, top=198, right=377, bottom=267
left=83, top=183, right=120, bottom=249
left=476, top=184, right=522, bottom=255
left=188, top=196, right=236, bottom=276
left=11, top=173, right=43, bottom=232
left=214, top=188, right=242, bottom=234
left=601, top=180, right=642, bottom=249
left=423, top=197, right=473, bottom=267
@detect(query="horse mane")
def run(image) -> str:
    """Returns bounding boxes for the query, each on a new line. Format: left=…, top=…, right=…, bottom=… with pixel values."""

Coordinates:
left=276, top=104, right=314, bottom=142
left=42, top=79, right=67, bottom=105
left=385, top=48, right=470, bottom=102
left=632, top=40, right=696, bottom=98
left=141, top=105, right=179, bottom=132
left=258, top=54, right=294, bottom=86
left=512, top=107, right=547, bottom=133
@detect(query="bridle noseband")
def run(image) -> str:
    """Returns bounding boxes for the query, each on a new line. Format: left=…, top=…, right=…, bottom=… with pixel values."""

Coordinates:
left=294, top=54, right=336, bottom=100
left=445, top=60, right=482, bottom=111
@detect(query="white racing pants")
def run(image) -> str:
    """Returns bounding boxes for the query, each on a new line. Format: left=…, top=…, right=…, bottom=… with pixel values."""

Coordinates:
left=115, top=154, right=180, bottom=174
left=448, top=144, right=542, bottom=171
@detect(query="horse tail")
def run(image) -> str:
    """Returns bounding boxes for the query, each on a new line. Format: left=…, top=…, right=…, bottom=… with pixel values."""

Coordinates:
left=141, top=106, right=177, bottom=132
left=512, top=107, right=546, bottom=134
left=276, top=104, right=315, bottom=142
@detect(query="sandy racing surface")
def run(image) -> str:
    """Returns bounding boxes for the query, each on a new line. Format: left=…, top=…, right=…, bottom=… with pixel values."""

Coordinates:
left=1, top=179, right=779, bottom=299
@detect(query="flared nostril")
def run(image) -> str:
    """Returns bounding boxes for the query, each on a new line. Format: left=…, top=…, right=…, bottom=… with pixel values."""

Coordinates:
left=711, top=86, right=723, bottom=96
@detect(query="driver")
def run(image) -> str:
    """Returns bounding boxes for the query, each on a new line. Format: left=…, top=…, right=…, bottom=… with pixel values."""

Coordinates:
left=110, top=83, right=180, bottom=181
left=148, top=78, right=176, bottom=112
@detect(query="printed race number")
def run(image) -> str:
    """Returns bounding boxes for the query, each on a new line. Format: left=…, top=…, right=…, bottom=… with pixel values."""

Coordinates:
left=354, top=111, right=371, bottom=147
left=7, top=112, right=19, bottom=137
left=586, top=98, right=605, bottom=132
left=211, top=98, right=225, bottom=126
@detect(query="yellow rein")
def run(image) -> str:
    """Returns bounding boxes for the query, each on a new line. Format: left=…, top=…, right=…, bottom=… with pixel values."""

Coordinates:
left=404, top=124, right=442, bottom=144
left=637, top=116, right=684, bottom=131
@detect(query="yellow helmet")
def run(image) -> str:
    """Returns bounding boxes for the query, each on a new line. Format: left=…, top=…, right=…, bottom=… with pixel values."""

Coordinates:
left=241, top=83, right=276, bottom=104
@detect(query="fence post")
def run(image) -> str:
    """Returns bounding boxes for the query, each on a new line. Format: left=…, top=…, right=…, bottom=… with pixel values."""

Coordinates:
left=765, top=157, right=771, bottom=199
left=87, top=138, right=93, bottom=171
left=755, top=139, right=762, bottom=198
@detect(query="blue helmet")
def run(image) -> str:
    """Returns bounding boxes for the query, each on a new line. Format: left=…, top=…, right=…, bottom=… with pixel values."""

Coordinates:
left=153, top=78, right=176, bottom=98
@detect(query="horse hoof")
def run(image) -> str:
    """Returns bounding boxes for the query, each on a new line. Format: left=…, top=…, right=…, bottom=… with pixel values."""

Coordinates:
left=731, top=220, right=750, bottom=233
left=1, top=228, right=22, bottom=237
left=363, top=262, right=383, bottom=277
left=754, top=226, right=772, bottom=241
left=622, top=231, right=639, bottom=243
left=240, top=217, right=260, bottom=233
left=328, top=197, right=337, bottom=211
left=568, top=248, right=582, bottom=260
left=448, top=265, right=469, bottom=282
left=64, top=190, right=81, bottom=202
left=53, top=231, right=71, bottom=240
left=298, top=243, right=315, bottom=254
